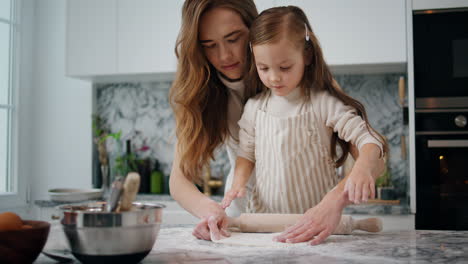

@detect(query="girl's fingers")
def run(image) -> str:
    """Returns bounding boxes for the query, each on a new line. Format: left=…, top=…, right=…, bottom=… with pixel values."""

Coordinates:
left=354, top=183, right=362, bottom=204
left=370, top=182, right=376, bottom=200
left=347, top=181, right=355, bottom=203
left=221, top=198, right=230, bottom=209
left=309, top=229, right=332, bottom=246
left=221, top=191, right=237, bottom=208
left=362, top=184, right=369, bottom=202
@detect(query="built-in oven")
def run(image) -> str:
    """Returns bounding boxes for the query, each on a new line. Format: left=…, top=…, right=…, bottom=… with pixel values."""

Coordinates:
left=413, top=8, right=468, bottom=107
left=415, top=109, right=468, bottom=230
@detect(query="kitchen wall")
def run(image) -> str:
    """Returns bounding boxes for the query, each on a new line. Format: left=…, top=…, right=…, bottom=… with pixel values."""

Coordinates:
left=27, top=0, right=93, bottom=201
left=95, top=73, right=409, bottom=199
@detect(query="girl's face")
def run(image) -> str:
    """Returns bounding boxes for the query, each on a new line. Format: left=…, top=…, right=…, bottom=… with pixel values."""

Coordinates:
left=199, top=7, right=249, bottom=80
left=253, top=38, right=306, bottom=96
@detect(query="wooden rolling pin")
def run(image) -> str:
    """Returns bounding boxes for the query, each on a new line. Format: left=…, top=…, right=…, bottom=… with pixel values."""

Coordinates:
left=228, top=214, right=382, bottom=234
left=119, top=172, right=141, bottom=211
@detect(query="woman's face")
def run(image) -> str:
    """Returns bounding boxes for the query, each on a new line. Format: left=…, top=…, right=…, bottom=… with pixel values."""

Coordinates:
left=199, top=7, right=249, bottom=80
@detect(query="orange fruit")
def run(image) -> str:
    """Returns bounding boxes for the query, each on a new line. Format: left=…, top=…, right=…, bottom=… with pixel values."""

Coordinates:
left=0, top=212, right=23, bottom=231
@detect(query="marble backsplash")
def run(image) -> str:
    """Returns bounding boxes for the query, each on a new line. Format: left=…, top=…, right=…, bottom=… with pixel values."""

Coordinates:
left=95, top=73, right=408, bottom=199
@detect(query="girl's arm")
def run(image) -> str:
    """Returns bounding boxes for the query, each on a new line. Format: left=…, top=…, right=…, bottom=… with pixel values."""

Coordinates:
left=169, top=145, right=229, bottom=240
left=221, top=157, right=254, bottom=208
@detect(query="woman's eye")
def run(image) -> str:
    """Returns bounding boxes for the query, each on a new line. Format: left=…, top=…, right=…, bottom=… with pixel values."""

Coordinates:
left=203, top=44, right=216, bottom=49
left=227, top=37, right=239, bottom=43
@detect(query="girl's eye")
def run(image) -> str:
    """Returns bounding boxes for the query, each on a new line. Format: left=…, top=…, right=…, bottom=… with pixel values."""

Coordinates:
left=259, top=67, right=268, bottom=71
left=280, top=66, right=291, bottom=71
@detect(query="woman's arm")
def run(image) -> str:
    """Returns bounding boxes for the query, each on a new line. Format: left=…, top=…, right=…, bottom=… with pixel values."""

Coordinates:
left=274, top=142, right=384, bottom=245
left=169, top=145, right=228, bottom=240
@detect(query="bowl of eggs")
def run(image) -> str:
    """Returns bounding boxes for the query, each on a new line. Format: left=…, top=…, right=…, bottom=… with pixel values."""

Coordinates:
left=0, top=211, right=51, bottom=264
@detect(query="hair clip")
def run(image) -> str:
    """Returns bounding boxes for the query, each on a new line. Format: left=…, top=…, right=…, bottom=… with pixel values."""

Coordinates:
left=304, top=23, right=310, bottom=41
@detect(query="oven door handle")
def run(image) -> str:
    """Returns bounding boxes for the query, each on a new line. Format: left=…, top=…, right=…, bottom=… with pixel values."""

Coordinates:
left=427, top=140, right=468, bottom=148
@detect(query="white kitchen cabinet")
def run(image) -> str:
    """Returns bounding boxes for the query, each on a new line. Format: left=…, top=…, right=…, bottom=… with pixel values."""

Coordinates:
left=412, top=0, right=468, bottom=10
left=66, top=0, right=183, bottom=81
left=66, top=0, right=117, bottom=77
left=117, top=0, right=183, bottom=75
left=273, top=0, right=407, bottom=73
left=255, top=0, right=276, bottom=13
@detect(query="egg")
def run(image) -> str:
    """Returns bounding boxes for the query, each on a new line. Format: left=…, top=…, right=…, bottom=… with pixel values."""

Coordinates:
left=0, top=212, right=23, bottom=231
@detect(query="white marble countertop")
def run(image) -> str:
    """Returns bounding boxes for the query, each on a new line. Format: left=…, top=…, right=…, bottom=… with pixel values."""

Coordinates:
left=35, top=222, right=468, bottom=264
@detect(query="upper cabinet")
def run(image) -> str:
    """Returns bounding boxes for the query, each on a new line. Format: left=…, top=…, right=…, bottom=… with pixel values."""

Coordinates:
left=117, top=0, right=182, bottom=75
left=275, top=0, right=407, bottom=73
left=66, top=0, right=183, bottom=81
left=66, top=0, right=117, bottom=77
left=66, top=0, right=407, bottom=80
left=412, top=0, right=468, bottom=10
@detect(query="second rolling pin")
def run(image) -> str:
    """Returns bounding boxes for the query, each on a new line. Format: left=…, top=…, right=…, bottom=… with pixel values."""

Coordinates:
left=228, top=213, right=382, bottom=234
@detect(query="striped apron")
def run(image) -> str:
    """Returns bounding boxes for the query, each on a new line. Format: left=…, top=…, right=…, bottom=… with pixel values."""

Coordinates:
left=247, top=93, right=338, bottom=214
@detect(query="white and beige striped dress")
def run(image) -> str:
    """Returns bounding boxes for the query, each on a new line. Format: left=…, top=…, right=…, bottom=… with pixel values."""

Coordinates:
left=237, top=88, right=383, bottom=214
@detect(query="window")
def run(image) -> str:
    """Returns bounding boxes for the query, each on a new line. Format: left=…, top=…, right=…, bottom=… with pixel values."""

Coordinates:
left=0, top=0, right=14, bottom=194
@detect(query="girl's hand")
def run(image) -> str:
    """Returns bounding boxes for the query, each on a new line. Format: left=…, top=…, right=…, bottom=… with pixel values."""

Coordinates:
left=221, top=186, right=247, bottom=209
left=344, top=164, right=375, bottom=204
left=192, top=202, right=230, bottom=241
left=273, top=191, right=345, bottom=245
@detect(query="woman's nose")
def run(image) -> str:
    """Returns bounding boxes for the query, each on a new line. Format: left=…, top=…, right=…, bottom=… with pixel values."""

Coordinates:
left=218, top=44, right=232, bottom=62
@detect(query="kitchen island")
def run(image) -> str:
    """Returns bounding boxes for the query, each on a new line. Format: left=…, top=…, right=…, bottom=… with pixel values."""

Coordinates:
left=36, top=222, right=468, bottom=264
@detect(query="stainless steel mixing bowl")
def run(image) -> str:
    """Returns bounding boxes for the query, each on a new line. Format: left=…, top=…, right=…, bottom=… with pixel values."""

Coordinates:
left=58, top=202, right=165, bottom=264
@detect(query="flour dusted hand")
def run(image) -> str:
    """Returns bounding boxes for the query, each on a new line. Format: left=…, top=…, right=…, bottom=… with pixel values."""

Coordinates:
left=274, top=190, right=345, bottom=245
left=192, top=201, right=230, bottom=241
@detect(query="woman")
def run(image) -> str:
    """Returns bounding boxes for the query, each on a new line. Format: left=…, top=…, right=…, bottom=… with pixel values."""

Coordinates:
left=169, top=0, right=385, bottom=245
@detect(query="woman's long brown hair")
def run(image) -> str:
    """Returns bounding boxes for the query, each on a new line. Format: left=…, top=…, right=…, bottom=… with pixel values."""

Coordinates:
left=246, top=6, right=388, bottom=167
left=169, top=0, right=258, bottom=184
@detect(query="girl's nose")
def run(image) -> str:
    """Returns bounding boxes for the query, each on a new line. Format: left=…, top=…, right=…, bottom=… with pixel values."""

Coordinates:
left=269, top=71, right=281, bottom=83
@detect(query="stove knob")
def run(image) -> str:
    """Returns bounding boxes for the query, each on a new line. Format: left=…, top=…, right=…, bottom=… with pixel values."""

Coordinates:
left=455, top=115, right=467, bottom=128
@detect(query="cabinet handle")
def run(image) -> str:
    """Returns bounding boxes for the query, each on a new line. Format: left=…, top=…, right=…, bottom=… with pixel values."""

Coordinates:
left=51, top=214, right=60, bottom=220
left=428, top=140, right=468, bottom=148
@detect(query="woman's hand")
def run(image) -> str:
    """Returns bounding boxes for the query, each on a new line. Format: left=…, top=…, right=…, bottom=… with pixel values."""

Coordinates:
left=221, top=186, right=247, bottom=209
left=192, top=201, right=230, bottom=241
left=344, top=163, right=375, bottom=204
left=273, top=190, right=346, bottom=245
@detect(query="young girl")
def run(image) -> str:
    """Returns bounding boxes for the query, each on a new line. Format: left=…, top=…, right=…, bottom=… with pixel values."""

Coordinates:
left=221, top=6, right=387, bottom=242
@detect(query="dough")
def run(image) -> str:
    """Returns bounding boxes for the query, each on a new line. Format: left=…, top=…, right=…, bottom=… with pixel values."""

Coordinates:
left=213, top=232, right=308, bottom=247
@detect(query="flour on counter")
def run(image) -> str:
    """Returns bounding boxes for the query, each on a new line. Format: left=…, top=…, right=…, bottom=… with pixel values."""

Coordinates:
left=212, top=232, right=308, bottom=247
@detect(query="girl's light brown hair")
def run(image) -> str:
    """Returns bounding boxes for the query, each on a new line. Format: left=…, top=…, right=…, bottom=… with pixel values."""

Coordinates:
left=169, top=0, right=258, bottom=184
left=246, top=6, right=388, bottom=167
